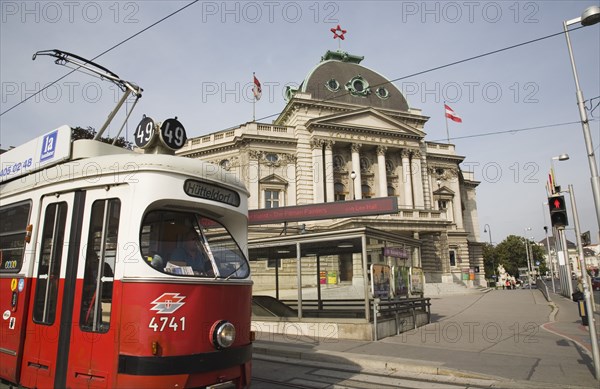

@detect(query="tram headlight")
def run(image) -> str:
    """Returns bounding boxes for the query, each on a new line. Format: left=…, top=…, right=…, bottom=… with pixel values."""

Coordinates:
left=211, top=320, right=236, bottom=349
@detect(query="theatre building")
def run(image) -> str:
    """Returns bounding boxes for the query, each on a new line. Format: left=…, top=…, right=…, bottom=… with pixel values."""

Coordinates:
left=178, top=50, right=485, bottom=340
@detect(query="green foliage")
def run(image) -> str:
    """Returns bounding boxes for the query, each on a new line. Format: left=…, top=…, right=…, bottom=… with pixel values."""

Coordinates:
left=71, top=126, right=133, bottom=150
left=482, top=243, right=497, bottom=279
left=482, top=234, right=548, bottom=279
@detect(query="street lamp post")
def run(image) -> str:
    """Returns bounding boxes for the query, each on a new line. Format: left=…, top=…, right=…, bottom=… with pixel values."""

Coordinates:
left=566, top=183, right=600, bottom=380
left=483, top=224, right=492, bottom=245
left=524, top=227, right=533, bottom=289
left=563, top=5, right=600, bottom=231
left=543, top=225, right=556, bottom=293
left=350, top=171, right=357, bottom=200
left=483, top=223, right=494, bottom=280
left=550, top=154, right=570, bottom=193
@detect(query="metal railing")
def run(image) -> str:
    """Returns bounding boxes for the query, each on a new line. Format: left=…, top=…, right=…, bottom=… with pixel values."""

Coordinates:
left=280, top=297, right=431, bottom=323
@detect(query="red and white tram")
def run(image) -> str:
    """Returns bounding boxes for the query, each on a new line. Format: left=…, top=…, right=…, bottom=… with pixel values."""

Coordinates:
left=0, top=123, right=253, bottom=388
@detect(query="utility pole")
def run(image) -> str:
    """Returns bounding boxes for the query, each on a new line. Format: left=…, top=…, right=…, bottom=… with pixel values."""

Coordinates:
left=567, top=184, right=599, bottom=379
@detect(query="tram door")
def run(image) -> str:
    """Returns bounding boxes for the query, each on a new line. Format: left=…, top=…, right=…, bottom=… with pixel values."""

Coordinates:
left=20, top=192, right=77, bottom=389
left=21, top=189, right=122, bottom=389
left=65, top=190, right=122, bottom=388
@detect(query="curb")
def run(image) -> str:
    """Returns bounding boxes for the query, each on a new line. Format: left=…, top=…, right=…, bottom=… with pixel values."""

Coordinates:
left=252, top=345, right=590, bottom=389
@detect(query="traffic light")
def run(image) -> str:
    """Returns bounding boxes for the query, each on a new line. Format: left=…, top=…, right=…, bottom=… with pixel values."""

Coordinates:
left=548, top=195, right=568, bottom=228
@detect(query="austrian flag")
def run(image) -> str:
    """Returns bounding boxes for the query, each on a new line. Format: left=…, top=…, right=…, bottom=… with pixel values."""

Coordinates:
left=253, top=74, right=262, bottom=101
left=444, top=104, right=462, bottom=123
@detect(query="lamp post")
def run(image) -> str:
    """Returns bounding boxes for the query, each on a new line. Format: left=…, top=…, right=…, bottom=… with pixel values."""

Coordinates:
left=483, top=224, right=492, bottom=245
left=543, top=224, right=556, bottom=293
left=524, top=227, right=533, bottom=289
left=350, top=171, right=357, bottom=200
left=483, top=224, right=495, bottom=280
left=563, top=5, right=600, bottom=231
left=566, top=183, right=600, bottom=380
left=550, top=154, right=570, bottom=193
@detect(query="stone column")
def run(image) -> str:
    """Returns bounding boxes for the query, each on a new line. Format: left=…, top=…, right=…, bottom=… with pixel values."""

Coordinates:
left=377, top=146, right=388, bottom=197
left=311, top=139, right=325, bottom=203
left=283, top=154, right=298, bottom=206
left=412, top=150, right=424, bottom=209
left=401, top=149, right=413, bottom=207
left=351, top=143, right=362, bottom=200
left=420, top=147, right=432, bottom=209
left=247, top=150, right=261, bottom=209
left=449, top=168, right=464, bottom=229
left=324, top=141, right=335, bottom=202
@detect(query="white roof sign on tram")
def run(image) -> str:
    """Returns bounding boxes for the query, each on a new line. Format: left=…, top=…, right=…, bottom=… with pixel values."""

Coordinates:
left=0, top=125, right=71, bottom=184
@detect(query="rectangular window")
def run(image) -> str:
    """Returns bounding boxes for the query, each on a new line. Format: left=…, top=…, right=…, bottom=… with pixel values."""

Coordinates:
left=33, top=202, right=68, bottom=324
left=449, top=250, right=457, bottom=267
left=0, top=201, right=31, bottom=273
left=80, top=199, right=120, bottom=333
left=265, top=190, right=280, bottom=209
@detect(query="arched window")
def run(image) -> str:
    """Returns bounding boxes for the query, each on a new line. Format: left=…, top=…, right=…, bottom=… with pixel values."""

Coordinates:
left=361, top=184, right=372, bottom=199
left=334, top=182, right=346, bottom=201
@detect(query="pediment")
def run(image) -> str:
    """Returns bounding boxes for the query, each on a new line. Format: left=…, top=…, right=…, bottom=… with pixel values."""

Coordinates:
left=259, top=174, right=288, bottom=185
left=433, top=186, right=455, bottom=196
left=306, top=108, right=425, bottom=138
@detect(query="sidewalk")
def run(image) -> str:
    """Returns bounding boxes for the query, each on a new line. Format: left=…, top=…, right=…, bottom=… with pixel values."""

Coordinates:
left=253, top=289, right=600, bottom=388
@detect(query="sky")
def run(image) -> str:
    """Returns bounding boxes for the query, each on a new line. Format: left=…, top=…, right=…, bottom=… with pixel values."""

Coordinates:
left=1, top=0, right=599, bottom=246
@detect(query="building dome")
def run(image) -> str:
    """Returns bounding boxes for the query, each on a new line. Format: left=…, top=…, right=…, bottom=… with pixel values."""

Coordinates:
left=288, top=50, right=409, bottom=112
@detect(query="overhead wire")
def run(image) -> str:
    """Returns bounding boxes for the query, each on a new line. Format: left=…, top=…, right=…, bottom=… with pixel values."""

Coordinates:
left=0, top=0, right=200, bottom=117
left=254, top=25, right=587, bottom=123
left=0, top=8, right=594, bottom=150
left=431, top=119, right=598, bottom=143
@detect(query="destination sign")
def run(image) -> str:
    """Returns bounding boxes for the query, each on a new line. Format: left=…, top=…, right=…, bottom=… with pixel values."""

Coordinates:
left=184, top=179, right=240, bottom=207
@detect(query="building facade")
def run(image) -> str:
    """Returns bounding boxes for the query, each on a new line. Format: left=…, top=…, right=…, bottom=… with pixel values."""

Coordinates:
left=178, top=50, right=485, bottom=292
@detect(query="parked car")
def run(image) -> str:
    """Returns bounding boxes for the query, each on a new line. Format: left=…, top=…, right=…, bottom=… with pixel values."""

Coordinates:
left=592, top=277, right=600, bottom=291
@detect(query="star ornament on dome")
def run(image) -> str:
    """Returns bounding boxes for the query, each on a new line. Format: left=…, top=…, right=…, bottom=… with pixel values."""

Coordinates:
left=330, top=25, right=347, bottom=40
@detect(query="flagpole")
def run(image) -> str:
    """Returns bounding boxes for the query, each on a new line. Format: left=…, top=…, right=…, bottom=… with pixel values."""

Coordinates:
left=253, top=72, right=256, bottom=122
left=444, top=101, right=450, bottom=144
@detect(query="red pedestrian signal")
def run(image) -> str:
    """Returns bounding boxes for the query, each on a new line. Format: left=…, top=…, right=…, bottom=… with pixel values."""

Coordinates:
left=547, top=195, right=568, bottom=228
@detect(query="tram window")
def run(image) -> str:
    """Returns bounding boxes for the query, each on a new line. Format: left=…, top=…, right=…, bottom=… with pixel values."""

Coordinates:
left=33, top=202, right=68, bottom=325
left=0, top=201, right=31, bottom=273
left=79, top=199, right=120, bottom=333
left=140, top=210, right=249, bottom=279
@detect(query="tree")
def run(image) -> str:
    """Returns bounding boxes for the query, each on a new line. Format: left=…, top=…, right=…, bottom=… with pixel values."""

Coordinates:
left=71, top=126, right=133, bottom=150
left=493, top=235, right=526, bottom=277
left=489, top=235, right=547, bottom=279
left=482, top=242, right=497, bottom=279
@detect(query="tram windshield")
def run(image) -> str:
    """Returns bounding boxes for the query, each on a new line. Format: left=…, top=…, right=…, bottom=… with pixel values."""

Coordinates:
left=140, top=210, right=249, bottom=279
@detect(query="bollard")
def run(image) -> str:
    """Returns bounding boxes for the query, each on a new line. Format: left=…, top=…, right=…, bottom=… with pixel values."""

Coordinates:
left=578, top=300, right=589, bottom=326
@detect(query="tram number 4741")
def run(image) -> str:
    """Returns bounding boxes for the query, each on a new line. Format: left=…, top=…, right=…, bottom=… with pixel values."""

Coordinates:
left=149, top=316, right=186, bottom=332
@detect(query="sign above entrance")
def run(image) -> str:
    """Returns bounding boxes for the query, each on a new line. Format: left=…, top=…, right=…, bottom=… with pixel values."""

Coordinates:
left=383, top=247, right=409, bottom=259
left=248, top=197, right=398, bottom=225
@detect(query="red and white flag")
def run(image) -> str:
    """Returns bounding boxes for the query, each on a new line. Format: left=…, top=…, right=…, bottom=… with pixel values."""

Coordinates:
left=444, top=104, right=462, bottom=123
left=253, top=74, right=262, bottom=101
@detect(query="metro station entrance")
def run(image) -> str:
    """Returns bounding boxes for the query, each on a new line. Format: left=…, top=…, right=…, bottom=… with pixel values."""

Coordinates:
left=248, top=227, right=430, bottom=340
